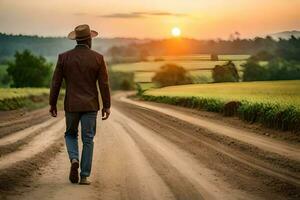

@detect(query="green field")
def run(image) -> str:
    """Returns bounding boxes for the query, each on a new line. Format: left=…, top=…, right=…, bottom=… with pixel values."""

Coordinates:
left=0, top=88, right=49, bottom=100
left=111, top=54, right=248, bottom=83
left=145, top=80, right=300, bottom=109
left=147, top=54, right=250, bottom=61
left=142, top=80, right=300, bottom=132
left=0, top=88, right=50, bottom=110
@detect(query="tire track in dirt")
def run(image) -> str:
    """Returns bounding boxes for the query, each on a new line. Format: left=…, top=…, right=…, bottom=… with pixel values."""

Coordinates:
left=111, top=108, right=255, bottom=200
left=120, top=96, right=300, bottom=162
left=0, top=119, right=65, bottom=170
left=118, top=102, right=300, bottom=183
left=94, top=118, right=176, bottom=200
left=0, top=111, right=65, bottom=198
left=2, top=93, right=299, bottom=200
left=0, top=117, right=63, bottom=156
left=0, top=107, right=51, bottom=139
left=6, top=111, right=178, bottom=200
left=113, top=97, right=300, bottom=199
left=5, top=108, right=252, bottom=200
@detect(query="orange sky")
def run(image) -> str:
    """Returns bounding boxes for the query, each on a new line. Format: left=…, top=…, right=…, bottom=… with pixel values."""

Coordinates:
left=0, top=0, right=299, bottom=39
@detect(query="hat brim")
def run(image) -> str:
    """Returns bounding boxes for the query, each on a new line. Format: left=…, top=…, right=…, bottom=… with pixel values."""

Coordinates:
left=67, top=30, right=98, bottom=40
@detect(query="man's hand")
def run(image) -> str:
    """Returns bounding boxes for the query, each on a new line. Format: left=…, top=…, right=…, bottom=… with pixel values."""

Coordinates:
left=49, top=105, right=57, bottom=117
left=102, top=108, right=111, bottom=120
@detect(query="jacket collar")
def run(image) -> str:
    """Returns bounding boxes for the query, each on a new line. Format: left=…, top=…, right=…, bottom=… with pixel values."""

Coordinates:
left=75, top=44, right=90, bottom=49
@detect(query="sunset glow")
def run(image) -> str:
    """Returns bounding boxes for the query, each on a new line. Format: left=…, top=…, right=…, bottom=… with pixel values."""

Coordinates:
left=0, top=0, right=299, bottom=39
left=171, top=27, right=181, bottom=37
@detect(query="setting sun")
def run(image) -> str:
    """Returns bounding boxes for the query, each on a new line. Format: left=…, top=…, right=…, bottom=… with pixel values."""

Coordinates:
left=171, top=27, right=181, bottom=37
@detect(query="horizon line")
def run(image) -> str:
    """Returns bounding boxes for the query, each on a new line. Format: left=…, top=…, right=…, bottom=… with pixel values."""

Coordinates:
left=1, top=30, right=299, bottom=41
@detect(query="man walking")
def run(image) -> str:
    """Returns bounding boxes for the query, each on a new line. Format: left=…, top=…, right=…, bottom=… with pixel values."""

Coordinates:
left=49, top=24, right=111, bottom=185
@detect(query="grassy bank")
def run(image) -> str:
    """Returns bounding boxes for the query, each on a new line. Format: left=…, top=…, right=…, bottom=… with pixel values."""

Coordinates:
left=0, top=88, right=62, bottom=111
left=141, top=80, right=300, bottom=132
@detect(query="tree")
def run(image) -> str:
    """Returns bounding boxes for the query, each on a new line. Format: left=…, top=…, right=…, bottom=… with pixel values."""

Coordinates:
left=276, top=35, right=300, bottom=61
left=152, top=64, right=192, bottom=87
left=250, top=50, right=274, bottom=61
left=242, top=60, right=269, bottom=81
left=108, top=70, right=134, bottom=90
left=212, top=61, right=239, bottom=82
left=7, top=50, right=52, bottom=87
left=267, top=59, right=300, bottom=80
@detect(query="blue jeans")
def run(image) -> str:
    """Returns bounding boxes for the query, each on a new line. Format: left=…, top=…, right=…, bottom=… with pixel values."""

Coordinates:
left=64, top=111, right=97, bottom=177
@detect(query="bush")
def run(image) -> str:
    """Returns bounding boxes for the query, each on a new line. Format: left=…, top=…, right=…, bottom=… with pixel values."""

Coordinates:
left=109, top=70, right=135, bottom=90
left=212, top=61, right=239, bottom=82
left=0, top=65, right=12, bottom=87
left=242, top=60, right=269, bottom=81
left=7, top=50, right=52, bottom=87
left=152, top=63, right=192, bottom=87
left=136, top=83, right=146, bottom=96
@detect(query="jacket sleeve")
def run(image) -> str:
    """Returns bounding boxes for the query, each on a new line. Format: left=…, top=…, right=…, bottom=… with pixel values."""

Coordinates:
left=49, top=54, right=63, bottom=106
left=97, top=56, right=111, bottom=109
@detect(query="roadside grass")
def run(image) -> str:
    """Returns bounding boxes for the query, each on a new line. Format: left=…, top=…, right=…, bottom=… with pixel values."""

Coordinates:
left=0, top=88, right=64, bottom=111
left=141, top=80, right=300, bottom=132
left=138, top=82, right=158, bottom=90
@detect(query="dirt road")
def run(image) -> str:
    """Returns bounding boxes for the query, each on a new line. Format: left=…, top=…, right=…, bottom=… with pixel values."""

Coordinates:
left=0, top=93, right=299, bottom=200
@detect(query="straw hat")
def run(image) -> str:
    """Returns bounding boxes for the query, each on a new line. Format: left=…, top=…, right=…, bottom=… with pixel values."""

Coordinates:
left=67, top=24, right=98, bottom=41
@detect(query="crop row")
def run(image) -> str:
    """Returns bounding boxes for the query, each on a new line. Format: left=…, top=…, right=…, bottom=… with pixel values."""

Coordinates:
left=0, top=88, right=64, bottom=111
left=140, top=95, right=300, bottom=133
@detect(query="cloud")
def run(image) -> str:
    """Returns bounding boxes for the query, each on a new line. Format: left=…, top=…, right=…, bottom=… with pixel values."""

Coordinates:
left=99, top=12, right=187, bottom=19
left=99, top=13, right=144, bottom=18
left=134, top=12, right=187, bottom=17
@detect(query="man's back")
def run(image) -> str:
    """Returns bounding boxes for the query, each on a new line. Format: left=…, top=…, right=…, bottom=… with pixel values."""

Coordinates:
left=49, top=24, right=110, bottom=185
left=50, top=44, right=110, bottom=112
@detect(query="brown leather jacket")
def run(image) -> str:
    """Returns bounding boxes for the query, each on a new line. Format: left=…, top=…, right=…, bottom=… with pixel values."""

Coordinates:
left=49, top=45, right=111, bottom=112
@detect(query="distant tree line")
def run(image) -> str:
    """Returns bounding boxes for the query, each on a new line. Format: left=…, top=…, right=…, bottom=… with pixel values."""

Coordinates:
left=209, top=36, right=300, bottom=83
left=0, top=33, right=144, bottom=62
left=2, top=33, right=299, bottom=63
left=1, top=33, right=299, bottom=88
left=0, top=33, right=73, bottom=62
left=106, top=36, right=289, bottom=58
left=242, top=36, right=300, bottom=81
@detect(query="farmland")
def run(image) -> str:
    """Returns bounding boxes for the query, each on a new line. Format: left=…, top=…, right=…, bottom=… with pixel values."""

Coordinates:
left=0, top=88, right=49, bottom=99
left=145, top=80, right=300, bottom=109
left=2, top=59, right=300, bottom=199
left=0, top=88, right=50, bottom=110
left=110, top=54, right=249, bottom=83
left=141, top=80, right=300, bottom=132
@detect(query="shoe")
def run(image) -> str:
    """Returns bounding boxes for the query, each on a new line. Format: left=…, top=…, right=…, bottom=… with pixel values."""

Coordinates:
left=79, top=176, right=91, bottom=185
left=69, top=159, right=79, bottom=184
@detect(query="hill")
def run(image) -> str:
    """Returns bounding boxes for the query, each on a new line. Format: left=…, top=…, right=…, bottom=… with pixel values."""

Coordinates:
left=269, top=30, right=300, bottom=40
